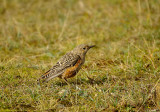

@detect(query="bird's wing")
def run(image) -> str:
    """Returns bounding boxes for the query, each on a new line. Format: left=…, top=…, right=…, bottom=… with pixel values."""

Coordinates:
left=38, top=53, right=81, bottom=82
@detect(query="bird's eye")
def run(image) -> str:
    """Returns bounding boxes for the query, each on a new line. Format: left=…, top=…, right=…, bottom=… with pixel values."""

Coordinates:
left=83, top=47, right=86, bottom=50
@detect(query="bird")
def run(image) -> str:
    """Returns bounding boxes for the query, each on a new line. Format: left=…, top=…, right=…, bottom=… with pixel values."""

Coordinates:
left=37, top=44, right=95, bottom=84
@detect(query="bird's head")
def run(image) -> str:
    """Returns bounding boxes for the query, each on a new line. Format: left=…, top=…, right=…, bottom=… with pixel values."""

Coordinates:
left=72, top=44, right=95, bottom=58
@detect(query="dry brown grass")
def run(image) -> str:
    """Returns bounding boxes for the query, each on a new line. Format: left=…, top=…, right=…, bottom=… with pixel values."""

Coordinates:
left=0, top=0, right=160, bottom=111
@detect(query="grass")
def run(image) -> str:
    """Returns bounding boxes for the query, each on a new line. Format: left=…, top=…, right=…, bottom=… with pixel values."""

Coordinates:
left=0, top=0, right=160, bottom=111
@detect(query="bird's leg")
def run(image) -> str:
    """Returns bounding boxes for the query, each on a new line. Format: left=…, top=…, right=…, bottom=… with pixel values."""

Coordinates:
left=63, top=78, right=70, bottom=86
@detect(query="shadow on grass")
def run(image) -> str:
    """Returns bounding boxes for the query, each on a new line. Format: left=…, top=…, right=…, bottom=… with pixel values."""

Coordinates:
left=47, top=76, right=109, bottom=87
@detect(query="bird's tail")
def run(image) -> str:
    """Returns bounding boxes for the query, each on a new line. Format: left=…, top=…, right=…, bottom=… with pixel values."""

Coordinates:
left=37, top=69, right=53, bottom=83
left=37, top=69, right=64, bottom=84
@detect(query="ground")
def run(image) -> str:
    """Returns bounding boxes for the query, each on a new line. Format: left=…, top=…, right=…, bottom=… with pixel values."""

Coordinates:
left=0, top=0, right=160, bottom=111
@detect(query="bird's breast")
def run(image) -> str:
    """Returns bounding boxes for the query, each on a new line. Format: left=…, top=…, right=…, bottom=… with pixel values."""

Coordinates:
left=61, top=58, right=83, bottom=79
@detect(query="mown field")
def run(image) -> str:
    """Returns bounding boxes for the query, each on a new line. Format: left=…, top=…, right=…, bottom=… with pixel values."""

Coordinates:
left=0, top=0, right=160, bottom=111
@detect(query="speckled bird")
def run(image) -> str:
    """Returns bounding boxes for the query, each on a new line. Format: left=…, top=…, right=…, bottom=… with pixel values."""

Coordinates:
left=37, top=44, right=95, bottom=84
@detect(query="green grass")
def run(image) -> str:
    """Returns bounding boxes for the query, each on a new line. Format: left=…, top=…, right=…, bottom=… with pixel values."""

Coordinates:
left=0, top=0, right=160, bottom=111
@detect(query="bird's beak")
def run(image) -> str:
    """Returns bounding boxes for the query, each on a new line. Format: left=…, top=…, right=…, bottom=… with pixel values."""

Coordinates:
left=88, top=45, right=95, bottom=49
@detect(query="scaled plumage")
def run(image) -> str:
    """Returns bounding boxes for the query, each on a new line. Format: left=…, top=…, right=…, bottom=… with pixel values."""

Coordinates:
left=37, top=44, right=95, bottom=84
